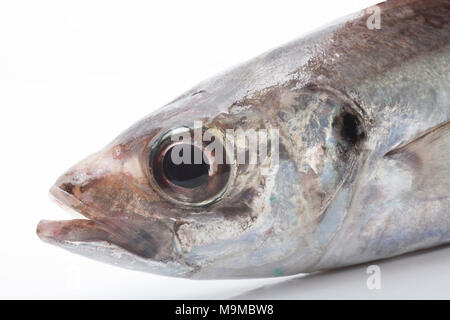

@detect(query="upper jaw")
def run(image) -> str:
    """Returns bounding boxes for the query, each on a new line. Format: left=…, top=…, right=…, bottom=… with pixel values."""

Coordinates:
left=37, top=185, right=111, bottom=244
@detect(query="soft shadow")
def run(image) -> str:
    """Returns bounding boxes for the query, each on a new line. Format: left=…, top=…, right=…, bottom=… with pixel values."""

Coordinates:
left=231, top=244, right=450, bottom=299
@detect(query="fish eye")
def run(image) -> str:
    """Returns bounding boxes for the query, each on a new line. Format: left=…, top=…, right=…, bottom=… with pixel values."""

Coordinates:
left=148, top=127, right=232, bottom=206
left=162, top=144, right=210, bottom=189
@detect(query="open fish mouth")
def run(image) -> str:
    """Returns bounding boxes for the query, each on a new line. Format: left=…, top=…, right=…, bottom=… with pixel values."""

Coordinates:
left=37, top=185, right=118, bottom=247
left=37, top=184, right=167, bottom=259
left=37, top=185, right=194, bottom=277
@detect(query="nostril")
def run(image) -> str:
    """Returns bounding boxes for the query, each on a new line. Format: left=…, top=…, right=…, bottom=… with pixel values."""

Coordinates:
left=60, top=182, right=76, bottom=195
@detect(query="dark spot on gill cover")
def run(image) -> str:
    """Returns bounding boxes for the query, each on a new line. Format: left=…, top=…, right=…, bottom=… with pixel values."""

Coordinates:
left=341, top=113, right=360, bottom=145
left=332, top=112, right=365, bottom=150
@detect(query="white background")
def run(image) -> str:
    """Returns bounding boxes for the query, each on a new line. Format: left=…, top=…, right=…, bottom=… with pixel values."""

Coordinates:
left=1, top=0, right=449, bottom=299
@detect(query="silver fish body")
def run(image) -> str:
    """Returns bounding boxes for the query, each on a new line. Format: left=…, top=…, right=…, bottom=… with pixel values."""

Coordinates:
left=38, top=0, right=450, bottom=279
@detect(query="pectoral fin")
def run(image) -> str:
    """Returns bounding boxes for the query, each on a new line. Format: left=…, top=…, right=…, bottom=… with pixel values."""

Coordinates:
left=385, top=121, right=450, bottom=200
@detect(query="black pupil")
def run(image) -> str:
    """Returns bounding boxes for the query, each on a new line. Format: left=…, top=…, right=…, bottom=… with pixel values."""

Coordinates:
left=163, top=144, right=209, bottom=188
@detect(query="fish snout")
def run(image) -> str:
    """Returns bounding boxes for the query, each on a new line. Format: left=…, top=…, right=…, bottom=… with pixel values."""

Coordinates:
left=53, top=151, right=111, bottom=201
left=42, top=153, right=178, bottom=262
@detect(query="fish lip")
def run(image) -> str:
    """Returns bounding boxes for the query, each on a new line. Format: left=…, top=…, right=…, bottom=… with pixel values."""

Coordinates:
left=48, top=184, right=87, bottom=217
left=37, top=185, right=99, bottom=243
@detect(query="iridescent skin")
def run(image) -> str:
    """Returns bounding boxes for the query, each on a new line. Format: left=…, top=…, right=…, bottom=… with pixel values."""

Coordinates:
left=37, top=0, right=450, bottom=279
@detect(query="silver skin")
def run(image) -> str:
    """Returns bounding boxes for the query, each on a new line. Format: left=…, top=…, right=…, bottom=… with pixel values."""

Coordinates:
left=37, top=0, right=450, bottom=279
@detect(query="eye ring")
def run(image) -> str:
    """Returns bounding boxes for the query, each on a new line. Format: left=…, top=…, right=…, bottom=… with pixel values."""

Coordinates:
left=147, top=126, right=233, bottom=207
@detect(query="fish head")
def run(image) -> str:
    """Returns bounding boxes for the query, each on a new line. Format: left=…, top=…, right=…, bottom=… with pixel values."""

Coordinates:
left=37, top=80, right=366, bottom=279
